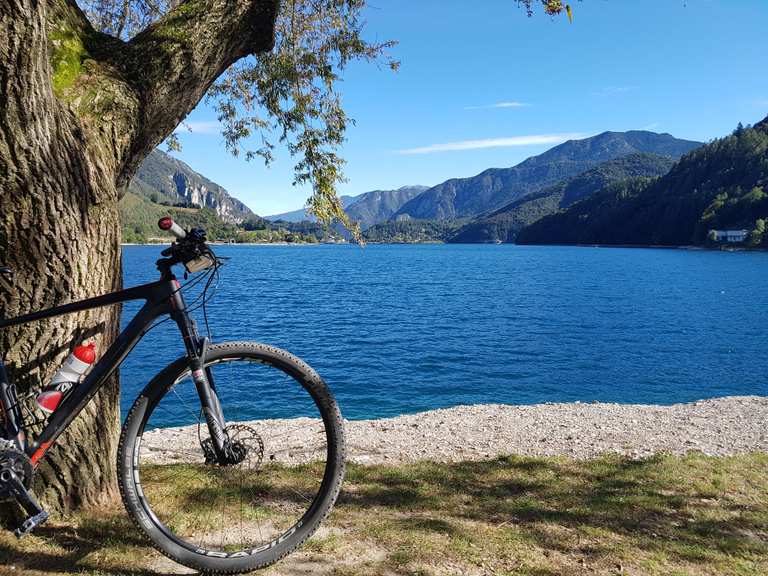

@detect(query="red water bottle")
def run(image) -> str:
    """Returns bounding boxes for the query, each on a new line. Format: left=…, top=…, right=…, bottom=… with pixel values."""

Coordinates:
left=36, top=342, right=96, bottom=413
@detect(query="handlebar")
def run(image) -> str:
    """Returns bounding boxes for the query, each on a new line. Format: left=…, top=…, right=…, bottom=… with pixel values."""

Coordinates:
left=155, top=217, right=216, bottom=276
left=158, top=217, right=187, bottom=240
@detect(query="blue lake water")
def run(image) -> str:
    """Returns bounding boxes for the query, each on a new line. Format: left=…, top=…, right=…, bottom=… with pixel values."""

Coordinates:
left=120, top=244, right=768, bottom=421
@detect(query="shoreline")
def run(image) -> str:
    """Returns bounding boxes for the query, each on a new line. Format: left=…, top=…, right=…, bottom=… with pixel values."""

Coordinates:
left=141, top=395, right=768, bottom=466
left=515, top=242, right=768, bottom=252
left=121, top=241, right=768, bottom=251
left=121, top=241, right=331, bottom=246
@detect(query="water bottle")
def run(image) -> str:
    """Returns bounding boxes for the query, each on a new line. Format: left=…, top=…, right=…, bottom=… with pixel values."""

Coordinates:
left=36, top=342, right=96, bottom=413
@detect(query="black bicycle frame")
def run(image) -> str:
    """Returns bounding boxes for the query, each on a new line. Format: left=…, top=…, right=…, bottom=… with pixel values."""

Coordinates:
left=0, top=271, right=219, bottom=467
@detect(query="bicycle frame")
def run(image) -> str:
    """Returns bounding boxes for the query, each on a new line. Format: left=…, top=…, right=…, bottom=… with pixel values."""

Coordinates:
left=0, top=272, right=213, bottom=467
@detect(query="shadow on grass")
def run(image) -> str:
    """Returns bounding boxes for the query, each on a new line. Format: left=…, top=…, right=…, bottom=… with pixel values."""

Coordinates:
left=0, top=512, right=177, bottom=576
left=1, top=453, right=766, bottom=575
left=341, top=453, right=768, bottom=566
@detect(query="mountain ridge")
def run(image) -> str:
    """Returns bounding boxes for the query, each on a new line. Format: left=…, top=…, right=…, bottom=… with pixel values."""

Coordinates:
left=392, top=131, right=703, bottom=221
left=448, top=153, right=680, bottom=243
left=517, top=118, right=768, bottom=246
left=265, top=195, right=360, bottom=223
left=266, top=185, right=429, bottom=229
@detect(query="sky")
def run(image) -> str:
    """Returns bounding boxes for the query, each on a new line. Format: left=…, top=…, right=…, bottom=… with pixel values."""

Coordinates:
left=167, top=0, right=768, bottom=216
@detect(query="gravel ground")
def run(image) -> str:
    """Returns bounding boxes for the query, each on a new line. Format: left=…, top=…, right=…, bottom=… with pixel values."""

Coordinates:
left=141, top=395, right=768, bottom=466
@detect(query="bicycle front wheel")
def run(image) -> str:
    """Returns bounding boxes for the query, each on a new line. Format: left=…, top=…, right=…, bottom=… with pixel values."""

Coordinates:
left=118, top=342, right=345, bottom=574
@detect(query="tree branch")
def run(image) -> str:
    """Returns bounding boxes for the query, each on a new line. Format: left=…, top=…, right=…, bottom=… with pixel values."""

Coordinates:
left=118, top=0, right=279, bottom=185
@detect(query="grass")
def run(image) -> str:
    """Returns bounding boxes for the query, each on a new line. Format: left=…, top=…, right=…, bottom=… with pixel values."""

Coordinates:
left=0, top=452, right=767, bottom=575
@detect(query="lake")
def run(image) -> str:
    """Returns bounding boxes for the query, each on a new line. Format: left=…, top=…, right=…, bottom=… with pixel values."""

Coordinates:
left=120, top=244, right=768, bottom=421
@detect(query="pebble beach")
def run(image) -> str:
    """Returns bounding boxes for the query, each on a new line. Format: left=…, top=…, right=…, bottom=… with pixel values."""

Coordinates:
left=141, top=395, right=768, bottom=466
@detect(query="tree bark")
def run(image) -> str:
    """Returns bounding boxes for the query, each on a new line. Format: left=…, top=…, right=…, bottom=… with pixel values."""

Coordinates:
left=0, top=0, right=277, bottom=516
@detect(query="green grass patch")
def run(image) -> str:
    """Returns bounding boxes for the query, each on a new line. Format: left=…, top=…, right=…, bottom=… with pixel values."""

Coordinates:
left=0, top=452, right=766, bottom=575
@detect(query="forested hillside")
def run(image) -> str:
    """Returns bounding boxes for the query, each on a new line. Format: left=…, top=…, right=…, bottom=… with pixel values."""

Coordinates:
left=517, top=118, right=768, bottom=247
left=449, top=153, right=677, bottom=243
left=364, top=219, right=466, bottom=243
left=120, top=193, right=341, bottom=244
left=345, top=186, right=429, bottom=229
left=118, top=193, right=240, bottom=243
left=120, top=149, right=348, bottom=243
left=392, top=131, right=701, bottom=221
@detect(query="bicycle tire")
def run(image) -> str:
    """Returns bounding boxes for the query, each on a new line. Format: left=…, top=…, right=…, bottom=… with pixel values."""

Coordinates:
left=117, top=342, right=345, bottom=574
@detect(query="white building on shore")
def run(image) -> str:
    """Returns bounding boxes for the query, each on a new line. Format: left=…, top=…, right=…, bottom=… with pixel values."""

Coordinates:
left=710, top=229, right=748, bottom=243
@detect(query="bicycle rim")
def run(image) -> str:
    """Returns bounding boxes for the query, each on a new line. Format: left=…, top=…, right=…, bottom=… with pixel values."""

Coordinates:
left=127, top=350, right=338, bottom=558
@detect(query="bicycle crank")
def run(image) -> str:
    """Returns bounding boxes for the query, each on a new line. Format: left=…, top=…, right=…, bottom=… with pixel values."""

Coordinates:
left=0, top=444, right=49, bottom=538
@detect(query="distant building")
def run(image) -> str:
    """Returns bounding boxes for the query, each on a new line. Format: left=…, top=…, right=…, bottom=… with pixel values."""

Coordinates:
left=710, top=229, right=748, bottom=243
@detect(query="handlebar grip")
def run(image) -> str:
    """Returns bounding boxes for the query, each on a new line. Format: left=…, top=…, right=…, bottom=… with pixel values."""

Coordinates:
left=158, top=217, right=187, bottom=240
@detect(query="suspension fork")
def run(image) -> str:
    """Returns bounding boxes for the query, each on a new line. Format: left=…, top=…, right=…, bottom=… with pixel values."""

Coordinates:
left=171, top=300, right=229, bottom=459
left=193, top=337, right=229, bottom=451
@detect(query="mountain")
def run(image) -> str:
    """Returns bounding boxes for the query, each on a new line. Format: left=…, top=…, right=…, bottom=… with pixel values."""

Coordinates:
left=345, top=186, right=429, bottom=229
left=266, top=185, right=428, bottom=229
left=265, top=195, right=360, bottom=223
left=120, top=150, right=352, bottom=244
left=128, top=150, right=254, bottom=224
left=119, top=191, right=344, bottom=244
left=392, top=131, right=703, bottom=221
left=448, top=153, right=678, bottom=243
left=517, top=118, right=768, bottom=247
left=119, top=192, right=248, bottom=243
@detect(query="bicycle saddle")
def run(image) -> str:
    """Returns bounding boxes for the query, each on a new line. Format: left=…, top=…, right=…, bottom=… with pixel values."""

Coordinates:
left=0, top=267, right=13, bottom=276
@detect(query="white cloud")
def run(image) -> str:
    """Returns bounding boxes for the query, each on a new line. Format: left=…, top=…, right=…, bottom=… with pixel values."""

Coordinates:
left=464, top=101, right=529, bottom=110
left=173, top=120, right=221, bottom=135
left=396, top=133, right=586, bottom=155
left=641, top=122, right=660, bottom=131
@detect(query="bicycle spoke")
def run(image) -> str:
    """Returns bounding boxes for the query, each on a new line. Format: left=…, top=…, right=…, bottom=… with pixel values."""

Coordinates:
left=134, top=354, right=332, bottom=555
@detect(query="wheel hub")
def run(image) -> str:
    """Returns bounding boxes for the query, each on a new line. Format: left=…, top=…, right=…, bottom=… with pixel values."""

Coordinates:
left=200, top=424, right=264, bottom=468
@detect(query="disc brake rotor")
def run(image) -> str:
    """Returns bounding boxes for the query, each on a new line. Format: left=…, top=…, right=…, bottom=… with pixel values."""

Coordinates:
left=200, top=424, right=265, bottom=469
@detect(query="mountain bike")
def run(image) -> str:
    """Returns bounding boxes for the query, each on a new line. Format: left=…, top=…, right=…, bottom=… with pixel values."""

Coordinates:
left=0, top=218, right=345, bottom=574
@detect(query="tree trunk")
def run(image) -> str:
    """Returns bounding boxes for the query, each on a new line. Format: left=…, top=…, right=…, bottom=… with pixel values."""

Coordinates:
left=0, top=0, right=277, bottom=517
left=1, top=0, right=123, bottom=514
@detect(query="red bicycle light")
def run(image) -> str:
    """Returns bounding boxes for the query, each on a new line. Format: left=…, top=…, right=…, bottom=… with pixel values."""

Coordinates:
left=158, top=217, right=173, bottom=230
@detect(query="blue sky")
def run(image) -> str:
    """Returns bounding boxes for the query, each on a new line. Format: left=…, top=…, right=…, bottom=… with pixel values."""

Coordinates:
left=169, top=0, right=768, bottom=216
